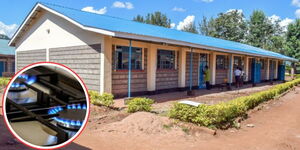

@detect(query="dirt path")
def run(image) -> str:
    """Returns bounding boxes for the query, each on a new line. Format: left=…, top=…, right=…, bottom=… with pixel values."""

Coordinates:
left=72, top=86, right=300, bottom=150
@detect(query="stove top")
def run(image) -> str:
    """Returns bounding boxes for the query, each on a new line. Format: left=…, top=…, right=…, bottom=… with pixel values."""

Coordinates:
left=5, top=66, right=88, bottom=146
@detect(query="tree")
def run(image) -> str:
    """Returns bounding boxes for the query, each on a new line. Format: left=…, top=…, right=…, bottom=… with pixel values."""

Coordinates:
left=246, top=10, right=277, bottom=49
left=133, top=15, right=144, bottom=23
left=133, top=12, right=171, bottom=28
left=284, top=19, right=300, bottom=61
left=199, top=16, right=216, bottom=36
left=181, top=22, right=198, bottom=34
left=199, top=9, right=247, bottom=43
left=0, top=34, right=10, bottom=40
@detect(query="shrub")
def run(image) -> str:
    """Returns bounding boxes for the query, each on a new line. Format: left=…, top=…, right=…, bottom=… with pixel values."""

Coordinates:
left=169, top=78, right=300, bottom=128
left=127, top=97, right=154, bottom=113
left=89, top=91, right=114, bottom=107
left=0, top=77, right=10, bottom=87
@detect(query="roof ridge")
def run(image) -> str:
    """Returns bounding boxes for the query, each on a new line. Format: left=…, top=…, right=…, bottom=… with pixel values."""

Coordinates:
left=39, top=2, right=267, bottom=48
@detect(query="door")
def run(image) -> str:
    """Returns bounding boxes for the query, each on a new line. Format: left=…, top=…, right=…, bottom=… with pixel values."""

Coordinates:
left=251, top=59, right=261, bottom=83
left=0, top=61, right=4, bottom=77
left=199, top=54, right=208, bottom=89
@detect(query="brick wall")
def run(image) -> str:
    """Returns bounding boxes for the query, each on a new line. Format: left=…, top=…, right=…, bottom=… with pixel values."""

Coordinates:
left=261, top=59, right=267, bottom=80
left=16, top=49, right=46, bottom=70
left=49, top=44, right=101, bottom=91
left=186, top=52, right=199, bottom=87
left=216, top=69, right=228, bottom=84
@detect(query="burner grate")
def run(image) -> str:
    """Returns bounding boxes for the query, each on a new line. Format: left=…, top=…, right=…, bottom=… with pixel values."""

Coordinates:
left=48, top=104, right=86, bottom=130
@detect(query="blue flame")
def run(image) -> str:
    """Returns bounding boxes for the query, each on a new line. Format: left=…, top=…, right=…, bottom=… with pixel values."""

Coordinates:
left=76, top=120, right=81, bottom=126
left=48, top=104, right=86, bottom=127
left=11, top=74, right=37, bottom=88
left=77, top=104, right=82, bottom=109
left=82, top=104, right=87, bottom=109
left=25, top=76, right=37, bottom=85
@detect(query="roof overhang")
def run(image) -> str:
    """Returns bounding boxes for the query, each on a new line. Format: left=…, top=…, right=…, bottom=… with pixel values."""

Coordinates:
left=9, top=3, right=298, bottom=62
left=114, top=32, right=298, bottom=62
left=9, top=3, right=115, bottom=47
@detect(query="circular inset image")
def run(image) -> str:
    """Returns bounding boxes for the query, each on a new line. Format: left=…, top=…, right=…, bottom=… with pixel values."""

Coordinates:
left=1, top=62, right=90, bottom=149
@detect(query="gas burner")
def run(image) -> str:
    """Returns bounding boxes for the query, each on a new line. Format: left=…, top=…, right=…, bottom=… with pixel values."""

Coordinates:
left=9, top=74, right=37, bottom=92
left=48, top=104, right=86, bottom=130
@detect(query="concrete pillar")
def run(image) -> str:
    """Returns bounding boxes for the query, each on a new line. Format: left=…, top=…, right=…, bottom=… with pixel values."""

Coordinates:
left=291, top=62, right=295, bottom=79
left=228, top=54, right=234, bottom=83
left=178, top=48, right=186, bottom=87
left=147, top=44, right=157, bottom=91
left=274, top=60, right=278, bottom=79
left=210, top=52, right=216, bottom=85
left=266, top=58, right=270, bottom=80
left=245, top=56, right=249, bottom=81
left=100, top=36, right=113, bottom=93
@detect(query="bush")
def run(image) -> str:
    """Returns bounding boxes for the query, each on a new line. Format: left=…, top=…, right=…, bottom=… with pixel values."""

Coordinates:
left=169, top=78, right=300, bottom=128
left=127, top=97, right=154, bottom=113
left=0, top=77, right=10, bottom=87
left=89, top=91, right=114, bottom=107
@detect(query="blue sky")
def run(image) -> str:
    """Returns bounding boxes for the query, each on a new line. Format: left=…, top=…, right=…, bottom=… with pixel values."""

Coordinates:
left=0, top=0, right=300, bottom=37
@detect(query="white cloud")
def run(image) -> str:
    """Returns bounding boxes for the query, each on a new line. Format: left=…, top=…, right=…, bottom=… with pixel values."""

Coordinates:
left=170, top=23, right=176, bottom=29
left=280, top=18, right=294, bottom=30
left=172, top=7, right=186, bottom=12
left=81, top=6, right=107, bottom=14
left=0, top=21, right=18, bottom=38
left=112, top=1, right=134, bottom=9
left=268, top=15, right=294, bottom=31
left=296, top=9, right=300, bottom=18
left=202, top=0, right=214, bottom=3
left=226, top=9, right=243, bottom=15
left=268, top=15, right=281, bottom=24
left=176, top=15, right=195, bottom=30
left=292, top=0, right=300, bottom=7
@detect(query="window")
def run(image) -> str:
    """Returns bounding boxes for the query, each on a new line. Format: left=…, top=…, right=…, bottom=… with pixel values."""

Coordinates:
left=216, top=55, right=228, bottom=70
left=157, top=49, right=175, bottom=69
left=259, top=59, right=265, bottom=69
left=115, top=46, right=142, bottom=70
left=233, top=56, right=244, bottom=69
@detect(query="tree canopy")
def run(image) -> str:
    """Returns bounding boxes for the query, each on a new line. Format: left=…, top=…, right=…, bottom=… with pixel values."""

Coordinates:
left=200, top=10, right=247, bottom=43
left=133, top=11, right=171, bottom=28
left=285, top=19, right=300, bottom=60
left=133, top=10, right=299, bottom=61
left=0, top=34, right=10, bottom=40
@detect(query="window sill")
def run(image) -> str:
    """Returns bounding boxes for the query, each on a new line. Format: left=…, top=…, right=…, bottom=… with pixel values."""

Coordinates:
left=114, top=70, right=145, bottom=72
left=157, top=69, right=177, bottom=72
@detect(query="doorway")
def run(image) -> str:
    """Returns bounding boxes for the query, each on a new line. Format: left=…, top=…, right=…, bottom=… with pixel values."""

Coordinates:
left=198, top=53, right=208, bottom=89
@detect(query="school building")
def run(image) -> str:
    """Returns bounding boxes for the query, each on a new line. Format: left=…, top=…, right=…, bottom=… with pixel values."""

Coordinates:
left=8, top=3, right=298, bottom=97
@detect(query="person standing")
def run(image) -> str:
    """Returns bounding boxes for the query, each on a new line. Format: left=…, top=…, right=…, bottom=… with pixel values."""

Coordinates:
left=240, top=67, right=245, bottom=87
left=234, top=67, right=242, bottom=88
left=204, top=66, right=211, bottom=90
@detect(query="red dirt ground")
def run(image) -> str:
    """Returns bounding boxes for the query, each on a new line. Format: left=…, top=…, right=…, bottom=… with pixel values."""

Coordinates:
left=1, top=86, right=300, bottom=150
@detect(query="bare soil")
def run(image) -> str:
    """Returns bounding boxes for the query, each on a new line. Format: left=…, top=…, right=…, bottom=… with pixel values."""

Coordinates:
left=1, top=85, right=300, bottom=150
left=72, top=86, right=300, bottom=150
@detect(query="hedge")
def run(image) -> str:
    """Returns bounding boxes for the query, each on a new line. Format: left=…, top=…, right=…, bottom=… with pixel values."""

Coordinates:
left=0, top=77, right=10, bottom=87
left=127, top=97, right=154, bottom=113
left=89, top=91, right=114, bottom=107
left=169, top=78, right=300, bottom=128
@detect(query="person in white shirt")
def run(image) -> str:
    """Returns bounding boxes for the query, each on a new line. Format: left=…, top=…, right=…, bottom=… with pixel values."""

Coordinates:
left=240, top=68, right=245, bottom=87
left=234, top=67, right=242, bottom=88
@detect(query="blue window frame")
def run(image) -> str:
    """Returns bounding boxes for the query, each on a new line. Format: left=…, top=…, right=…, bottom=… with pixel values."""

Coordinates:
left=115, top=45, right=142, bottom=70
left=157, top=49, right=175, bottom=69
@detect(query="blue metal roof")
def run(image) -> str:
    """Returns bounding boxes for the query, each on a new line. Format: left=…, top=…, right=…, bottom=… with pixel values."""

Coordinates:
left=0, top=39, right=15, bottom=55
left=40, top=3, right=297, bottom=61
